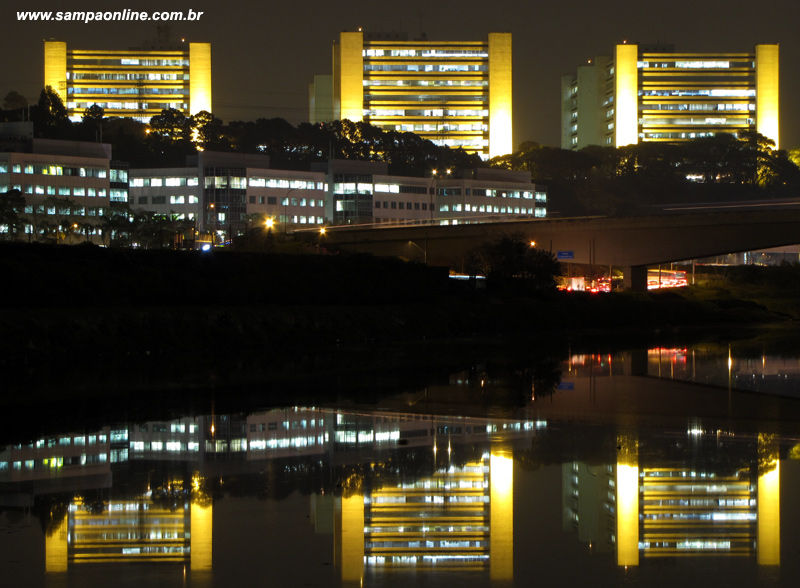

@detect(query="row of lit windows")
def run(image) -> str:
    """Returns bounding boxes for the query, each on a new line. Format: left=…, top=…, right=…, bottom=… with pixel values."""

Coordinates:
left=641, top=89, right=756, bottom=97
left=0, top=163, right=111, bottom=178
left=0, top=453, right=107, bottom=471
left=247, top=196, right=325, bottom=208
left=638, top=60, right=754, bottom=69
left=8, top=434, right=109, bottom=450
left=364, top=49, right=488, bottom=58
left=204, top=176, right=247, bottom=189
left=644, top=132, right=720, bottom=140
left=2, top=184, right=111, bottom=198
left=69, top=101, right=186, bottom=111
left=69, top=73, right=188, bottom=81
left=135, top=195, right=200, bottom=205
left=645, top=103, right=754, bottom=112
left=365, top=64, right=487, bottom=72
left=74, top=58, right=190, bottom=67
left=642, top=117, right=753, bottom=126
left=365, top=80, right=488, bottom=87
left=366, top=108, right=487, bottom=117
left=130, top=177, right=198, bottom=187
left=22, top=204, right=108, bottom=217
left=248, top=178, right=324, bottom=190
left=70, top=87, right=186, bottom=96
left=130, top=441, right=200, bottom=452
left=440, top=204, right=539, bottom=215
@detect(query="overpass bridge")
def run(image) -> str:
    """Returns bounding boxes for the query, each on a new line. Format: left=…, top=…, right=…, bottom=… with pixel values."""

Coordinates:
left=298, top=209, right=800, bottom=291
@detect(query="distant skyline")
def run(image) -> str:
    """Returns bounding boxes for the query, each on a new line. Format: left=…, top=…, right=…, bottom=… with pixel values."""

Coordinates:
left=2, top=0, right=799, bottom=150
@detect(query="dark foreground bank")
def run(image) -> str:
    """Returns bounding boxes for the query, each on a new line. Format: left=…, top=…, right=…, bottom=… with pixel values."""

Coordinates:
left=1, top=242, right=799, bottom=445
left=1, top=241, right=796, bottom=361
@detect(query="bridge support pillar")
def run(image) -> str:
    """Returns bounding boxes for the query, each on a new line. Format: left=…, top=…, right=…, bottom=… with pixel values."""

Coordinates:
left=623, top=265, right=648, bottom=292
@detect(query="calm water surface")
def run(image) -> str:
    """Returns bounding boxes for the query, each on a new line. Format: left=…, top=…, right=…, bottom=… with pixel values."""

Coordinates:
left=2, top=343, right=800, bottom=587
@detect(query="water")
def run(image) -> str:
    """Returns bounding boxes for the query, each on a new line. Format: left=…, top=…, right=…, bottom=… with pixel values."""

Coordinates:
left=2, top=340, right=800, bottom=587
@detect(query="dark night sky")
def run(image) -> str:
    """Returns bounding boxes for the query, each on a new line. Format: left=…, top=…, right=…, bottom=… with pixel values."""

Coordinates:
left=2, top=0, right=799, bottom=150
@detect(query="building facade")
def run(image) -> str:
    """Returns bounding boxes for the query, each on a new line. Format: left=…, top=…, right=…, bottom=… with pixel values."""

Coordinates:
left=310, top=31, right=513, bottom=159
left=129, top=156, right=546, bottom=244
left=44, top=38, right=212, bottom=122
left=562, top=43, right=779, bottom=149
left=0, top=124, right=129, bottom=244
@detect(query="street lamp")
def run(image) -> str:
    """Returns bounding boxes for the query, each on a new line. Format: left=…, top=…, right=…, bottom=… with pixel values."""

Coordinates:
left=408, top=239, right=427, bottom=264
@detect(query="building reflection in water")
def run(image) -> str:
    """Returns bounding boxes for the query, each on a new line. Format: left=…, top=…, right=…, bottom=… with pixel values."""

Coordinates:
left=2, top=348, right=797, bottom=583
left=563, top=428, right=782, bottom=568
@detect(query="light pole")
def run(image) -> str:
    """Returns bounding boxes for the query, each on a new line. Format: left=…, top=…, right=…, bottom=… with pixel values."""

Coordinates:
left=408, top=239, right=427, bottom=264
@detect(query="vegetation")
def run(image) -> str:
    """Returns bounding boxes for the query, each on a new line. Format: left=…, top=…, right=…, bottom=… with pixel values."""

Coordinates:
left=1, top=88, right=482, bottom=174
left=491, top=134, right=800, bottom=216
left=465, top=232, right=562, bottom=292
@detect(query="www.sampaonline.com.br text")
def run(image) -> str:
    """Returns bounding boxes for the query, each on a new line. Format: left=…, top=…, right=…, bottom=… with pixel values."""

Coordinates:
left=17, top=10, right=204, bottom=24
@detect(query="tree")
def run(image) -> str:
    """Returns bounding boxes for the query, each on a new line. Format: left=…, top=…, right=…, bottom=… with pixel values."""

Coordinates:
left=80, top=104, right=105, bottom=142
left=190, top=110, right=228, bottom=150
left=0, top=189, right=27, bottom=239
left=2, top=91, right=28, bottom=121
left=465, top=232, right=561, bottom=291
left=32, top=86, right=71, bottom=139
left=149, top=108, right=192, bottom=143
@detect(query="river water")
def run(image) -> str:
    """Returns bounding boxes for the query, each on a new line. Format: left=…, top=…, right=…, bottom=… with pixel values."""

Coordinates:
left=2, top=338, right=800, bottom=587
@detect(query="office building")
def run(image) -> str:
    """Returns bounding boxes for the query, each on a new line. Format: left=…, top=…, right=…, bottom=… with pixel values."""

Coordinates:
left=310, top=31, right=513, bottom=159
left=129, top=155, right=546, bottom=243
left=44, top=37, right=212, bottom=122
left=0, top=122, right=129, bottom=244
left=562, top=43, right=779, bottom=149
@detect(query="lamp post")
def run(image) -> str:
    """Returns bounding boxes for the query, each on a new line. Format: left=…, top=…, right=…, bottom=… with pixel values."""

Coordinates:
left=408, top=239, right=427, bottom=264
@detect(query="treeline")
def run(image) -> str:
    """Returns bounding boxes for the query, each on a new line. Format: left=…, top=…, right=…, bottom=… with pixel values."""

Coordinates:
left=4, top=88, right=800, bottom=217
left=492, top=137, right=800, bottom=216
left=1, top=88, right=483, bottom=175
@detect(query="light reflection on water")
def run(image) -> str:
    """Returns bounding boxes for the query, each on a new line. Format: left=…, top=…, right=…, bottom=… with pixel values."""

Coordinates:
left=2, top=346, right=800, bottom=587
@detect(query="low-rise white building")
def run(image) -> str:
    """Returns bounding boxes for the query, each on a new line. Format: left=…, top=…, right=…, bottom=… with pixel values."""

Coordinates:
left=129, top=154, right=547, bottom=244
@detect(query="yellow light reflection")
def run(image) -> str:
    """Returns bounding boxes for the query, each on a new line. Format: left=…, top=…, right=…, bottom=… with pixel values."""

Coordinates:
left=45, top=516, right=68, bottom=573
left=190, top=500, right=213, bottom=571
left=338, top=494, right=365, bottom=583
left=490, top=453, right=513, bottom=580
left=616, top=462, right=639, bottom=567
left=758, top=460, right=780, bottom=565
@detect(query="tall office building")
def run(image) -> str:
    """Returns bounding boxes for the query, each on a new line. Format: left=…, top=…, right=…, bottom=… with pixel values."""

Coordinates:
left=44, top=36, right=212, bottom=123
left=310, top=31, right=513, bottom=159
left=562, top=43, right=779, bottom=149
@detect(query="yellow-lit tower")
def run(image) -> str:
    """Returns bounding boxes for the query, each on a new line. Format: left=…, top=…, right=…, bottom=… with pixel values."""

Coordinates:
left=44, top=39, right=212, bottom=122
left=564, top=42, right=780, bottom=149
left=326, top=31, right=512, bottom=160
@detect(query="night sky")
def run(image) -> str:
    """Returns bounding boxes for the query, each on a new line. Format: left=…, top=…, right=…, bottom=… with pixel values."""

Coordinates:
left=2, top=0, right=799, bottom=150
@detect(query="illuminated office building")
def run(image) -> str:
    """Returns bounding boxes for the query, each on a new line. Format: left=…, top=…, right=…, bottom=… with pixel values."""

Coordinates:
left=44, top=37, right=212, bottom=122
left=129, top=157, right=546, bottom=241
left=0, top=125, right=129, bottom=244
left=311, top=31, right=513, bottom=159
left=561, top=43, right=779, bottom=149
